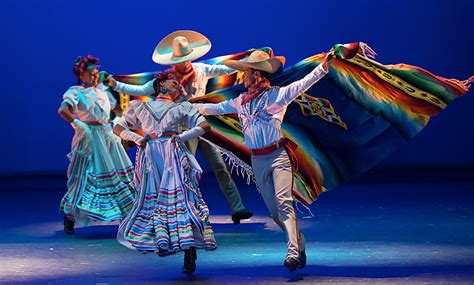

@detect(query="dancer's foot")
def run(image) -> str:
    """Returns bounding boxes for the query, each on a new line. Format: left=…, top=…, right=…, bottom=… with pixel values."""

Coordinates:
left=231, top=210, right=253, bottom=224
left=298, top=232, right=306, bottom=268
left=63, top=216, right=74, bottom=235
left=284, top=256, right=300, bottom=272
left=298, top=249, right=306, bottom=268
left=182, top=247, right=197, bottom=275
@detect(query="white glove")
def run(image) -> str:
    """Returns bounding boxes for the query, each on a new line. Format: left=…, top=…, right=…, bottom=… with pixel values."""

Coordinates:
left=119, top=129, right=144, bottom=145
left=178, top=126, right=206, bottom=141
left=110, top=116, right=121, bottom=128
left=70, top=119, right=91, bottom=135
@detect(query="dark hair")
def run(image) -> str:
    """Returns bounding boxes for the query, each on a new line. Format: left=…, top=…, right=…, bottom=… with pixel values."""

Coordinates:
left=73, top=55, right=100, bottom=77
left=152, top=71, right=174, bottom=94
left=259, top=70, right=272, bottom=81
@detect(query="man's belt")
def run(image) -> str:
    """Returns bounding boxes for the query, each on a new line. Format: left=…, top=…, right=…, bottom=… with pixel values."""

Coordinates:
left=250, top=138, right=286, bottom=156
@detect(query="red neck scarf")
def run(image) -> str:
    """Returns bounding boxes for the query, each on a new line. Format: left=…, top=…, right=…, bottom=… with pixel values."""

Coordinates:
left=241, top=82, right=270, bottom=105
left=173, top=65, right=196, bottom=87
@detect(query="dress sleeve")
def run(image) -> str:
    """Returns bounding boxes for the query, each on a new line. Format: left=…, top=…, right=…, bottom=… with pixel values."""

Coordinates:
left=62, top=88, right=79, bottom=113
left=180, top=102, right=206, bottom=128
left=103, top=85, right=118, bottom=110
left=118, top=100, right=141, bottom=130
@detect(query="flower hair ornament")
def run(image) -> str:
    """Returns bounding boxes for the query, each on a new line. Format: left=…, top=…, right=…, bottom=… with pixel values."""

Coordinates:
left=73, top=55, right=101, bottom=76
left=153, top=71, right=175, bottom=94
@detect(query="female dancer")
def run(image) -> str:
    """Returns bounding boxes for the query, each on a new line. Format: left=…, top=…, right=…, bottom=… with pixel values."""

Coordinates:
left=58, top=55, right=135, bottom=234
left=114, top=71, right=216, bottom=274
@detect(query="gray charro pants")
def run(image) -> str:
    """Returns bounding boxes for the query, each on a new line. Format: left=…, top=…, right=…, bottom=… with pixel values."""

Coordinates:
left=251, top=146, right=305, bottom=259
left=187, top=138, right=245, bottom=214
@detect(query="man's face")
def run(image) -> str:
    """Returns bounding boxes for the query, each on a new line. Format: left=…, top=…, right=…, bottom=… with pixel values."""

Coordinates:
left=174, top=61, right=193, bottom=74
left=242, top=68, right=258, bottom=88
left=79, top=67, right=99, bottom=87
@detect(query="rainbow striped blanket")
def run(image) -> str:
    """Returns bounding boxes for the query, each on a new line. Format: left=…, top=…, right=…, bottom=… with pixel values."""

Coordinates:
left=113, top=44, right=472, bottom=205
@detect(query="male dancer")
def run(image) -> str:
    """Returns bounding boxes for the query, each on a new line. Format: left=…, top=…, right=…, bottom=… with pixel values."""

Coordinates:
left=195, top=49, right=334, bottom=271
left=108, top=30, right=253, bottom=224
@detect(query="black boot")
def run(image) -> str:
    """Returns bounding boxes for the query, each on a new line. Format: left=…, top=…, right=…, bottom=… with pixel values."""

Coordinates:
left=298, top=249, right=306, bottom=268
left=284, top=256, right=300, bottom=272
left=231, top=210, right=253, bottom=224
left=63, top=216, right=75, bottom=235
left=298, top=232, right=306, bottom=268
left=182, top=247, right=197, bottom=275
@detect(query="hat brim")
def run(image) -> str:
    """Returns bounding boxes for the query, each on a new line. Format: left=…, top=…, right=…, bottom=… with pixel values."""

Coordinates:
left=152, top=30, right=212, bottom=65
left=223, top=56, right=286, bottom=73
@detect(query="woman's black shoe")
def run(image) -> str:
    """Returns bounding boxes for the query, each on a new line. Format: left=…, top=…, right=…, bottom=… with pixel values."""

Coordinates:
left=284, top=256, right=299, bottom=272
left=63, top=216, right=75, bottom=235
left=182, top=247, right=197, bottom=275
left=298, top=249, right=306, bottom=268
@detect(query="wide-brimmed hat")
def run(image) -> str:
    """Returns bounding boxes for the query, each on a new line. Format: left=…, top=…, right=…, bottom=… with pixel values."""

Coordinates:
left=223, top=50, right=285, bottom=74
left=152, top=30, right=212, bottom=65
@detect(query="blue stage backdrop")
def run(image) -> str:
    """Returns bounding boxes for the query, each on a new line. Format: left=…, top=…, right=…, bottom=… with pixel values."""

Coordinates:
left=0, top=0, right=473, bottom=174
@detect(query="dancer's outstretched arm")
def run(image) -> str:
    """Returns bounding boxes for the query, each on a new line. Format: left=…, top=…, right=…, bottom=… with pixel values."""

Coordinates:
left=195, top=97, right=240, bottom=115
left=200, top=62, right=237, bottom=79
left=108, top=76, right=155, bottom=96
left=275, top=52, right=334, bottom=106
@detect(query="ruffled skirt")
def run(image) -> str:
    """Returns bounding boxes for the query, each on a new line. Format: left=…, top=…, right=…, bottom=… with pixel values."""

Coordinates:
left=117, top=138, right=216, bottom=255
left=60, top=124, right=135, bottom=225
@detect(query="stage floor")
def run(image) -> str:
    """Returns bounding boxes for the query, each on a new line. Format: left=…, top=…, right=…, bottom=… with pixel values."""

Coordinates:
left=1, top=169, right=473, bottom=284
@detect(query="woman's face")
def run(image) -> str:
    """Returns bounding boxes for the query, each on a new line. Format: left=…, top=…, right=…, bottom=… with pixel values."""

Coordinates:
left=79, top=67, right=99, bottom=87
left=162, top=79, right=184, bottom=101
